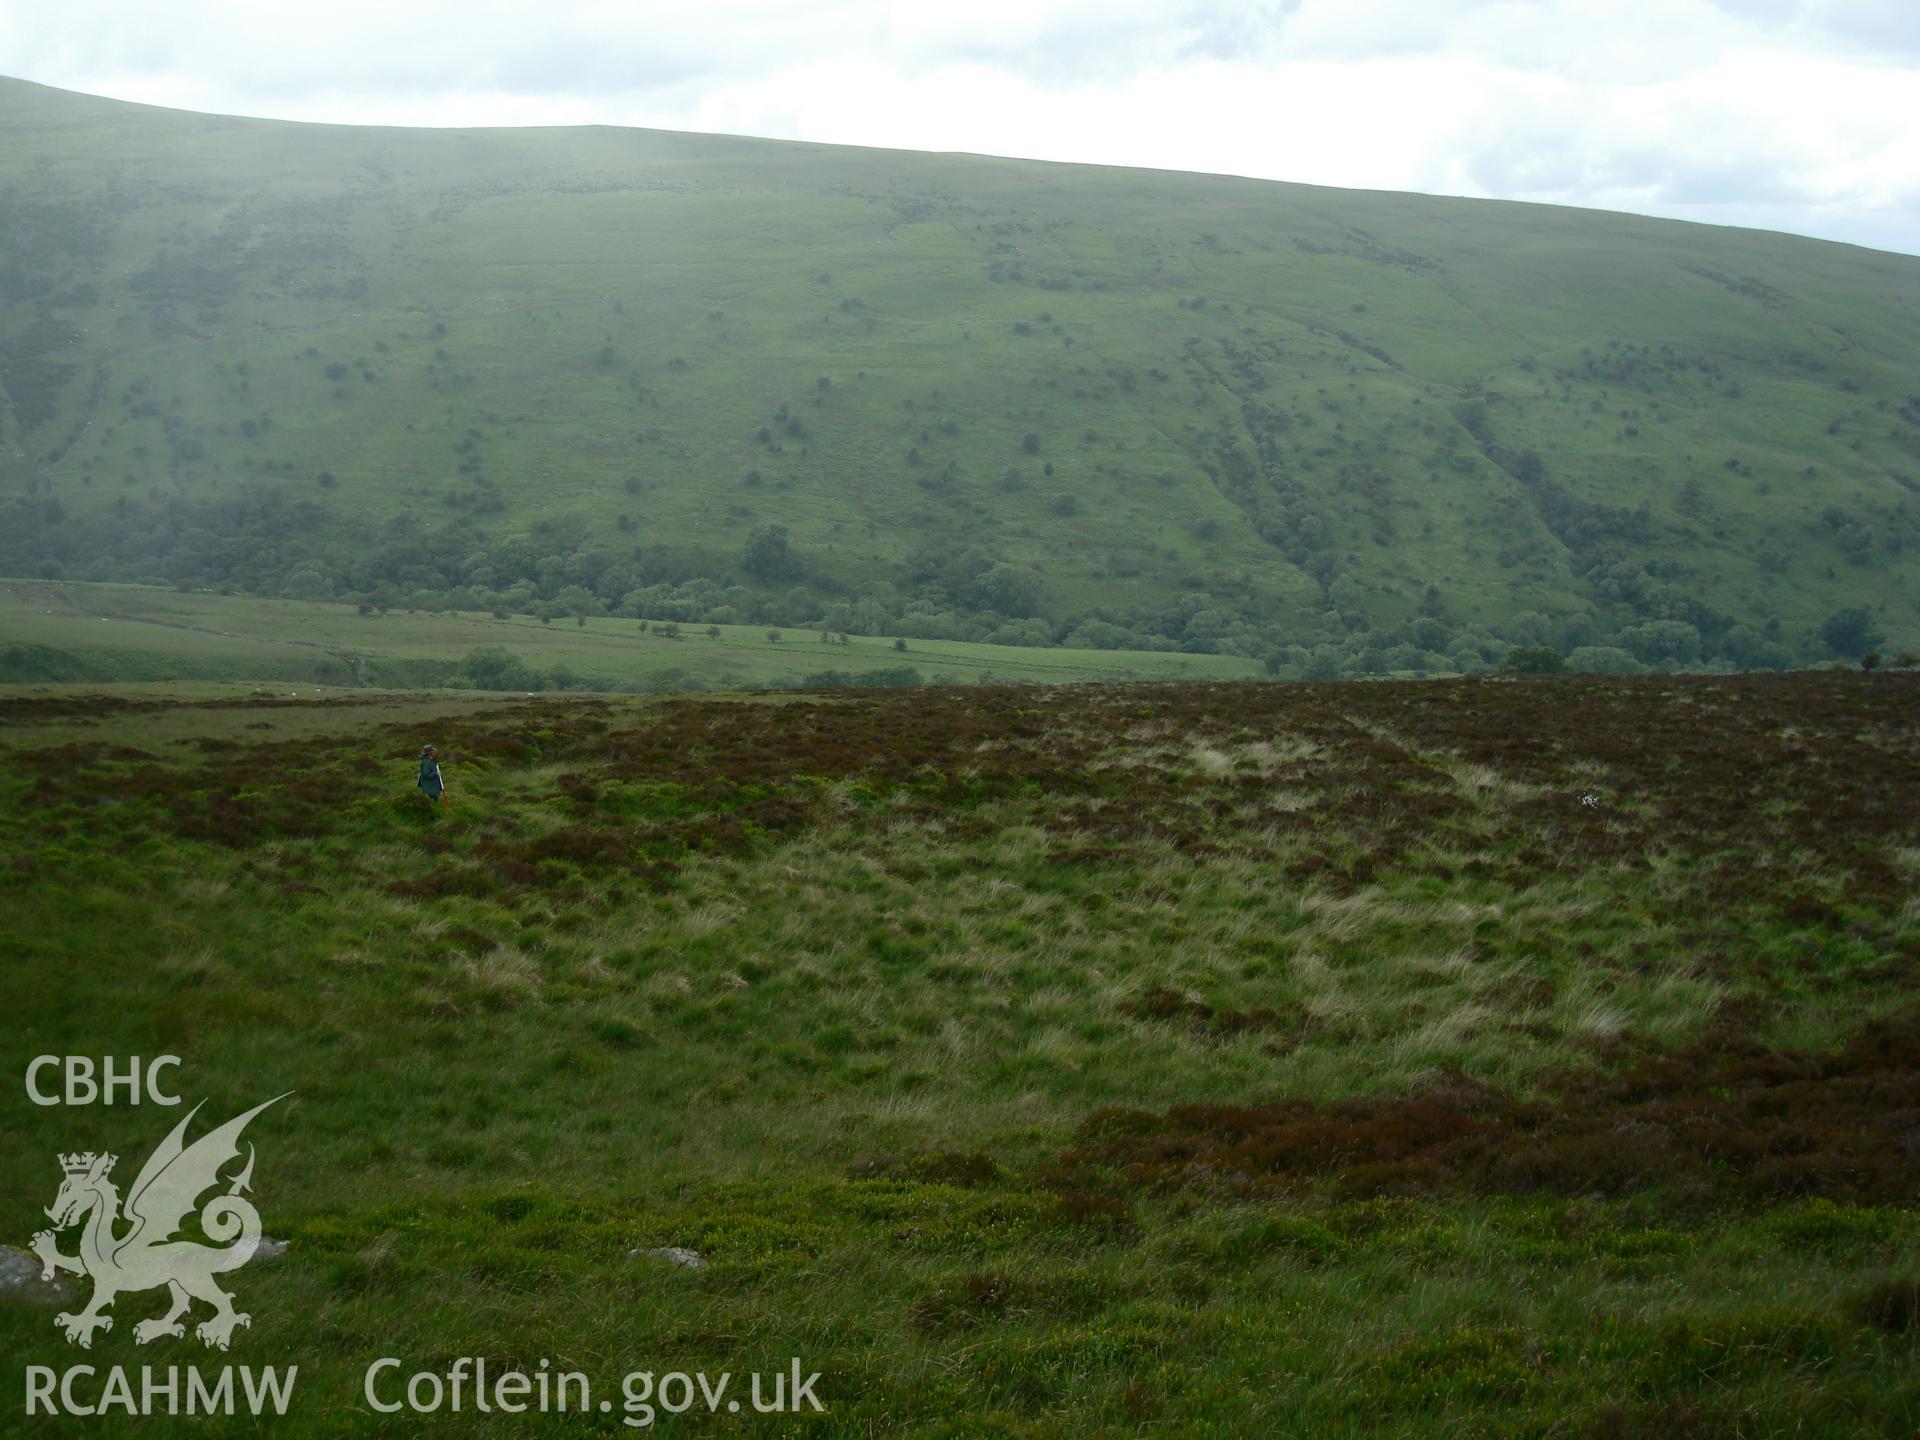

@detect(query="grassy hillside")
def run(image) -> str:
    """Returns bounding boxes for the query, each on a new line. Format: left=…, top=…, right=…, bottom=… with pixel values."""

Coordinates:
left=1, top=674, right=1915, bottom=1433
left=0, top=579, right=1260, bottom=690
left=1, top=76, right=1917, bottom=676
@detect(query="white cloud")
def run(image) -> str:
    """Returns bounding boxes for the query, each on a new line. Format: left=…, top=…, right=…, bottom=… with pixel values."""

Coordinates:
left=1, top=0, right=1914, bottom=253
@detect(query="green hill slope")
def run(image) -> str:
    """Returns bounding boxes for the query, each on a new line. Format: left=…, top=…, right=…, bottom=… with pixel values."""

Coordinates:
left=1, top=76, right=1916, bottom=674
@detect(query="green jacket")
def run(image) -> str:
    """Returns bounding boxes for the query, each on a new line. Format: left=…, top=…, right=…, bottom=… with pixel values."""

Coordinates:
left=417, top=755, right=443, bottom=797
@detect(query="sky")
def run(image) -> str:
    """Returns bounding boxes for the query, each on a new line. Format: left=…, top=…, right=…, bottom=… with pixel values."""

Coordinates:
left=3, top=0, right=1917, bottom=255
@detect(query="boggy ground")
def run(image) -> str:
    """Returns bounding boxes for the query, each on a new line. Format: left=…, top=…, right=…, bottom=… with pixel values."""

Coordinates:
left=0, top=672, right=1916, bottom=1437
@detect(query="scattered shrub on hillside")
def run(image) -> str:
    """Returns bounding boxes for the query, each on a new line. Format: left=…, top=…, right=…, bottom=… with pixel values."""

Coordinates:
left=1565, top=646, right=1644, bottom=675
left=743, top=524, right=793, bottom=581
left=1498, top=645, right=1565, bottom=675
left=458, top=646, right=544, bottom=692
left=1819, top=606, right=1884, bottom=658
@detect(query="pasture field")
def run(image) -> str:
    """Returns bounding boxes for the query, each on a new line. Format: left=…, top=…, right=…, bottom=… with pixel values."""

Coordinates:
left=0, top=672, right=1916, bottom=1435
left=0, top=580, right=1260, bottom=690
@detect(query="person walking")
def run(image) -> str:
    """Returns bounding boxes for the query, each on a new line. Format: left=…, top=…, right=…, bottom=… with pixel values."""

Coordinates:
left=418, top=744, right=446, bottom=805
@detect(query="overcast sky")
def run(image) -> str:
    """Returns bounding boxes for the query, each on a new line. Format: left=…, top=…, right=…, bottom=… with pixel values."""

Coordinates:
left=4, top=1, right=1917, bottom=255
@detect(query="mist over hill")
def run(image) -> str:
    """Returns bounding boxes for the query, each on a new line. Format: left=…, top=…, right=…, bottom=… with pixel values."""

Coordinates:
left=1, top=76, right=1916, bottom=675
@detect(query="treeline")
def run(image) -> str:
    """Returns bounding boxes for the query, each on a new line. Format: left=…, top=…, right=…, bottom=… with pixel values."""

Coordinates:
left=0, top=479, right=1893, bottom=678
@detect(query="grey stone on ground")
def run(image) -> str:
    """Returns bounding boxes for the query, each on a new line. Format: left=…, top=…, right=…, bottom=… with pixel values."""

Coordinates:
left=0, top=1246, right=76, bottom=1305
left=255, top=1237, right=289, bottom=1260
left=628, top=1246, right=704, bottom=1269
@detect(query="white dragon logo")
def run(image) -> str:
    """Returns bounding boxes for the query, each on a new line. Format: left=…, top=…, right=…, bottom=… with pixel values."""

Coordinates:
left=29, top=1094, right=289, bottom=1350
